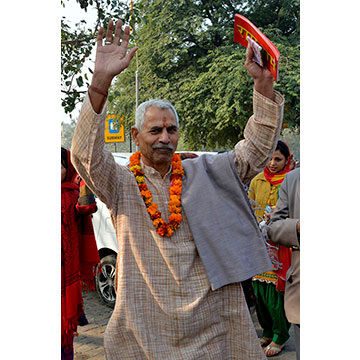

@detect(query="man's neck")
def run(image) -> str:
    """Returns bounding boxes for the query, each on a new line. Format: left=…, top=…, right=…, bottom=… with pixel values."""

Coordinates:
left=141, top=157, right=171, bottom=178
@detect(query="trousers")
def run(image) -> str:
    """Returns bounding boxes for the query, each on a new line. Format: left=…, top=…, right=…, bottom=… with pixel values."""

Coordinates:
left=253, top=280, right=291, bottom=345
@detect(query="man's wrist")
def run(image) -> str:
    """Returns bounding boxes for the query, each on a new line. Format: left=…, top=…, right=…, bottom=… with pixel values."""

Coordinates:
left=90, top=72, right=113, bottom=94
left=88, top=72, right=112, bottom=114
left=89, top=86, right=108, bottom=97
left=254, top=79, right=275, bottom=101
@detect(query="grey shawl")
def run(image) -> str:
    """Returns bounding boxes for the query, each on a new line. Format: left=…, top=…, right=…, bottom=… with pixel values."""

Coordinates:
left=182, top=151, right=272, bottom=290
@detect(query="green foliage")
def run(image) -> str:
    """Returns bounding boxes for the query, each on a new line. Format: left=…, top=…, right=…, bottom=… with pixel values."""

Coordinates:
left=243, top=0, right=300, bottom=39
left=61, top=0, right=130, bottom=117
left=61, top=13, right=96, bottom=115
left=177, top=46, right=253, bottom=150
left=262, top=27, right=300, bottom=127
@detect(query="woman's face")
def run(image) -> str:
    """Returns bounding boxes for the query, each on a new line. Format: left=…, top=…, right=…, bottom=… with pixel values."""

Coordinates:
left=266, top=150, right=288, bottom=174
left=61, top=164, right=67, bottom=182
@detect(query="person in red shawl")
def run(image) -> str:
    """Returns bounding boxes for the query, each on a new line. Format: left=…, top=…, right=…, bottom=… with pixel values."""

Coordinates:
left=248, top=140, right=293, bottom=357
left=61, top=147, right=100, bottom=360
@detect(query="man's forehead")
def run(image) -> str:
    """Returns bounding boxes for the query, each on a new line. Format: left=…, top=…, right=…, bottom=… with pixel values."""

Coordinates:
left=144, top=106, right=177, bottom=126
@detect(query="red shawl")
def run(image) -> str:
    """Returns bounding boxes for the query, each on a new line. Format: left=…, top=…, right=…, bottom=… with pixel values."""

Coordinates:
left=61, top=149, right=100, bottom=347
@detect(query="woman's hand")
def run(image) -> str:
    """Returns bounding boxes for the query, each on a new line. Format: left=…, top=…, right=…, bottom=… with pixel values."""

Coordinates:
left=263, top=210, right=272, bottom=222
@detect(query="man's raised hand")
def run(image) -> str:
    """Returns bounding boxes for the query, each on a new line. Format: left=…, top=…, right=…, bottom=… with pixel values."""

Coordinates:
left=245, top=43, right=274, bottom=101
left=92, top=20, right=138, bottom=92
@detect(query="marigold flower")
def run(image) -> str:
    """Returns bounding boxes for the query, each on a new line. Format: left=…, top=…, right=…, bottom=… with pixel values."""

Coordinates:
left=130, top=153, right=141, bottom=165
left=130, top=165, right=142, bottom=175
left=153, top=218, right=165, bottom=228
left=147, top=203, right=158, bottom=215
left=173, top=168, right=184, bottom=176
left=157, top=225, right=167, bottom=237
left=169, top=213, right=182, bottom=224
left=169, top=195, right=181, bottom=207
left=172, top=154, right=181, bottom=161
left=165, top=227, right=174, bottom=237
left=144, top=197, right=152, bottom=206
left=169, top=205, right=181, bottom=213
left=169, top=185, right=182, bottom=195
left=147, top=207, right=160, bottom=220
left=139, top=184, right=148, bottom=192
left=141, top=189, right=152, bottom=199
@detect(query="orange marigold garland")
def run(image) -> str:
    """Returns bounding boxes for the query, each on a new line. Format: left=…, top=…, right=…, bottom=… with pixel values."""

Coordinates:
left=129, top=151, right=184, bottom=237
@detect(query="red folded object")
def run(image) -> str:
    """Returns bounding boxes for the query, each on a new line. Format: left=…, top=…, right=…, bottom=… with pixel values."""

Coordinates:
left=234, top=14, right=280, bottom=82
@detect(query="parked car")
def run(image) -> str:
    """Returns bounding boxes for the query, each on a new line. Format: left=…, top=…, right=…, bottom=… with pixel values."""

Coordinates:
left=92, top=151, right=216, bottom=307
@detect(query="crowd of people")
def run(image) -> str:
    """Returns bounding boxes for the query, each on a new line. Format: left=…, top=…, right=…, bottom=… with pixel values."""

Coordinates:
left=61, top=19, right=300, bottom=360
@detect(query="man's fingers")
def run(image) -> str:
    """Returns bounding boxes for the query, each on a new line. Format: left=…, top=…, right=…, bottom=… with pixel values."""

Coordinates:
left=113, top=20, right=123, bottom=45
left=120, top=26, right=131, bottom=50
left=125, top=46, right=138, bottom=63
left=97, top=27, right=104, bottom=47
left=245, top=43, right=254, bottom=63
left=105, top=20, right=114, bottom=44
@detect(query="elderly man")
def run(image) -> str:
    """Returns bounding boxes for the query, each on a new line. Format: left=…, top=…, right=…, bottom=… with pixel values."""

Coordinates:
left=71, top=20, right=284, bottom=359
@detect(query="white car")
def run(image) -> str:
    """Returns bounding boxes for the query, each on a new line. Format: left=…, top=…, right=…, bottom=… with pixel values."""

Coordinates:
left=92, top=151, right=216, bottom=307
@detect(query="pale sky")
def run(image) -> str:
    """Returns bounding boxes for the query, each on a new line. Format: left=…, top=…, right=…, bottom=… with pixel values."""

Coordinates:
left=61, top=0, right=98, bottom=124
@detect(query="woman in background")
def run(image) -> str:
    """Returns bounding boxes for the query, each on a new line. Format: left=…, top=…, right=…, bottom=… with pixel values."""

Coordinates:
left=248, top=140, right=293, bottom=357
left=61, top=147, right=100, bottom=360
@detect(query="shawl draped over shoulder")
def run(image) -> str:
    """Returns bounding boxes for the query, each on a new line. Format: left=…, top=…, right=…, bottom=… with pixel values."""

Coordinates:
left=182, top=151, right=273, bottom=290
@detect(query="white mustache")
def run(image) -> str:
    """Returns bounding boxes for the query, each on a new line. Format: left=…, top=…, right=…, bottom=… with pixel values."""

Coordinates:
left=152, top=144, right=174, bottom=151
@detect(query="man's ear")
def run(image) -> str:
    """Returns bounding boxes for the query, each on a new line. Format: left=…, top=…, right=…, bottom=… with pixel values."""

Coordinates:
left=131, top=126, right=140, bottom=146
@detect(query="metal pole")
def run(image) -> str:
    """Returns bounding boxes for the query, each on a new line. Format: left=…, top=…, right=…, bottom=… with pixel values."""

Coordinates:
left=135, top=70, right=139, bottom=152
left=130, top=0, right=139, bottom=153
left=136, top=70, right=139, bottom=108
left=129, top=126, right=132, bottom=153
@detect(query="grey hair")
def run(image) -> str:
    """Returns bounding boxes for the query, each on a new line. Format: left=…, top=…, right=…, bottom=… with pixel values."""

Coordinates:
left=135, top=99, right=179, bottom=132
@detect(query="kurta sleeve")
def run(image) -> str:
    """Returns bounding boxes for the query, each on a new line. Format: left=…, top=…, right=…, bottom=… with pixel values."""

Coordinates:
left=267, top=175, right=300, bottom=249
left=70, top=93, right=124, bottom=213
left=234, top=89, right=284, bottom=185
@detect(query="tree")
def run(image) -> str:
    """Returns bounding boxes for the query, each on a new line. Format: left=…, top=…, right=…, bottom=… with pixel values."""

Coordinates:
left=244, top=0, right=299, bottom=39
left=109, top=0, right=300, bottom=149
left=61, top=0, right=132, bottom=117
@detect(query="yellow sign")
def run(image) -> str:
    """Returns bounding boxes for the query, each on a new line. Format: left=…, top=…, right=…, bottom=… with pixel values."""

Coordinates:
left=105, top=114, right=125, bottom=143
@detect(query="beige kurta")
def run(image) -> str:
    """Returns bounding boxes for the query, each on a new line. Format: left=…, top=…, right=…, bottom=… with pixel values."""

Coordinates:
left=71, top=90, right=284, bottom=359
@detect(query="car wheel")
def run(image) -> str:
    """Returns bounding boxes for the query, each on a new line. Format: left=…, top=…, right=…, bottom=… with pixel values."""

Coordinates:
left=95, top=254, right=117, bottom=308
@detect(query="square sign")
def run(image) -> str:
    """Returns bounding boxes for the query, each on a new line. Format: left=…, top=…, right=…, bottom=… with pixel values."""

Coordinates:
left=105, top=114, right=125, bottom=143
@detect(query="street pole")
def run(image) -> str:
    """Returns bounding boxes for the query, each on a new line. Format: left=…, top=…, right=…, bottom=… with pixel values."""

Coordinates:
left=129, top=125, right=132, bottom=153
left=130, top=0, right=139, bottom=154
left=135, top=69, right=139, bottom=152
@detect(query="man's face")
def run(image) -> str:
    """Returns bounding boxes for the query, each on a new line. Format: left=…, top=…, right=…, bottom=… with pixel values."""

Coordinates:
left=132, top=106, right=179, bottom=169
